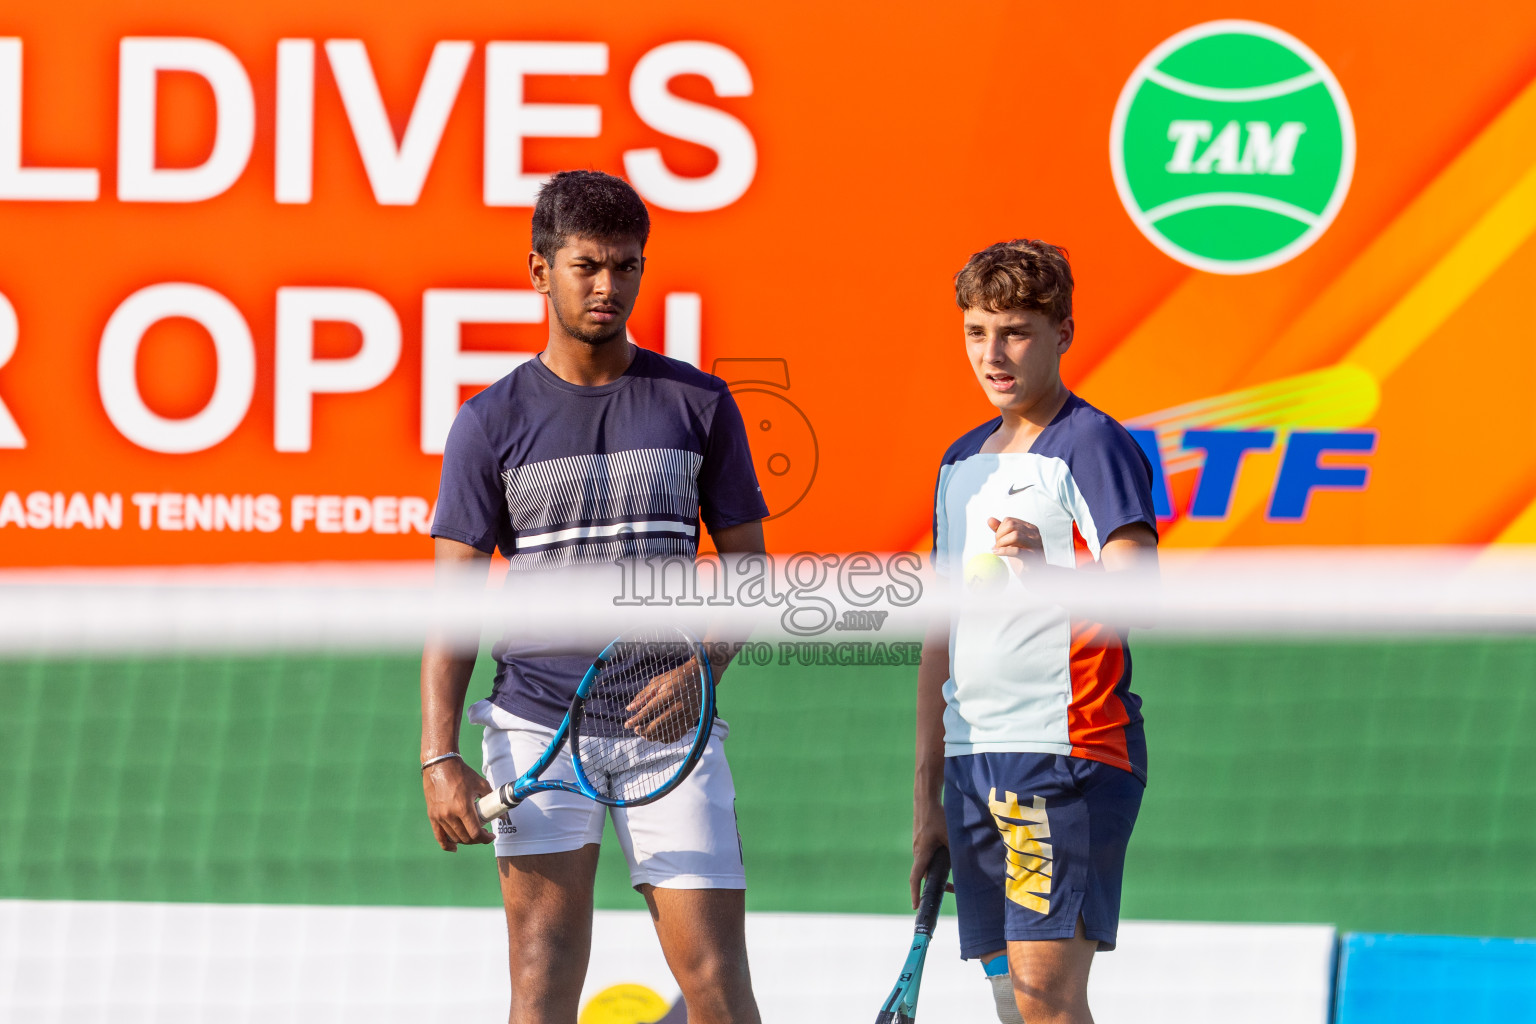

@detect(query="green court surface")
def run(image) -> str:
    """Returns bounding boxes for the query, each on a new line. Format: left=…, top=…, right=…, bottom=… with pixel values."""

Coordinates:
left=2, top=636, right=1533, bottom=937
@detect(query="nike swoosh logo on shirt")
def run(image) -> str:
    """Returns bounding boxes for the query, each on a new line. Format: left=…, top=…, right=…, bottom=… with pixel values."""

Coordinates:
left=1008, top=483, right=1033, bottom=495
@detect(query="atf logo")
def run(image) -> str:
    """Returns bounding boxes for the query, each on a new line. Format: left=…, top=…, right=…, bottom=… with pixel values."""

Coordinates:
left=1110, top=21, right=1355, bottom=274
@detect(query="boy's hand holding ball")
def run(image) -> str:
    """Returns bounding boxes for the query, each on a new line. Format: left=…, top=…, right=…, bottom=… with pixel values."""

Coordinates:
left=962, top=517, right=1044, bottom=592
left=989, top=516, right=1044, bottom=574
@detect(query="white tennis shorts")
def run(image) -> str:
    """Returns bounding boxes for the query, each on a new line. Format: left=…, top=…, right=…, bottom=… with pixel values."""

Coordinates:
left=468, top=698, right=746, bottom=889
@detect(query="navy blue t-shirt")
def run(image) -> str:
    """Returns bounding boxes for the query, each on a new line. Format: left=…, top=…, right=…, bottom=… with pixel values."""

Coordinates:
left=432, top=347, right=768, bottom=727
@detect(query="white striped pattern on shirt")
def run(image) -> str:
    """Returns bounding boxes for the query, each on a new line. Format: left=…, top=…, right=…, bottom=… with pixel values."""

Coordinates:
left=500, top=447, right=704, bottom=569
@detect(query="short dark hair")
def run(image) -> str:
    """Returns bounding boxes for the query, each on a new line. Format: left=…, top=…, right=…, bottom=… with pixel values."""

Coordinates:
left=954, top=239, right=1074, bottom=322
left=531, top=170, right=651, bottom=260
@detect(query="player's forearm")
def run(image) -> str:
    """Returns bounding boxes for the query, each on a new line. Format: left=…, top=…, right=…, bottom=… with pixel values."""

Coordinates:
left=702, top=520, right=766, bottom=682
left=997, top=524, right=1159, bottom=627
left=422, top=537, right=491, bottom=760
left=700, top=619, right=745, bottom=682
left=420, top=646, right=477, bottom=760
left=913, top=635, right=949, bottom=806
left=1014, top=562, right=1158, bottom=629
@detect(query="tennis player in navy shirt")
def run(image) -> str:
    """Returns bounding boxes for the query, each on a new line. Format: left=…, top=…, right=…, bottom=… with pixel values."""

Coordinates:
left=421, top=170, right=766, bottom=1023
left=913, top=240, right=1158, bottom=1024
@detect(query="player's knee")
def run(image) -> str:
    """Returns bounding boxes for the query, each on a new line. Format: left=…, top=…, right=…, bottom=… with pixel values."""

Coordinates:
left=1008, top=965, right=1088, bottom=1020
left=672, top=949, right=751, bottom=1008
left=506, top=918, right=582, bottom=977
left=677, top=950, right=748, bottom=991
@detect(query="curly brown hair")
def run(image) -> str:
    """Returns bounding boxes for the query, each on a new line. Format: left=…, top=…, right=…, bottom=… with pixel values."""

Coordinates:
left=954, top=239, right=1073, bottom=322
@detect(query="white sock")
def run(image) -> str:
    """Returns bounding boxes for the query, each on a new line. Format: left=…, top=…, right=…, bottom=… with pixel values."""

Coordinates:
left=989, top=972, right=1026, bottom=1024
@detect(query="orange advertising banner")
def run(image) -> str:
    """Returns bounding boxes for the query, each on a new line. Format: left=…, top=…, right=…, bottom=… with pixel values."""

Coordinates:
left=2, top=2, right=1536, bottom=566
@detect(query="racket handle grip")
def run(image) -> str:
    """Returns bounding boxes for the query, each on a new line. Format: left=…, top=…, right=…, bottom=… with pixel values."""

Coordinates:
left=476, top=783, right=518, bottom=823
left=914, top=845, right=951, bottom=935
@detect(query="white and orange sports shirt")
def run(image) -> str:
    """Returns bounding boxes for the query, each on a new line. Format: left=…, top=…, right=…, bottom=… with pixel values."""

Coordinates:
left=932, top=394, right=1157, bottom=780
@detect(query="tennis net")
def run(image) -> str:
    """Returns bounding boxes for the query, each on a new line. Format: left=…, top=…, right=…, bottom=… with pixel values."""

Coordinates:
left=2, top=549, right=1532, bottom=1021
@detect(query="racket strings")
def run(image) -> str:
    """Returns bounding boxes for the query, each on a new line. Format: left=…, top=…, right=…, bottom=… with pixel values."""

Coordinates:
left=573, top=632, right=706, bottom=802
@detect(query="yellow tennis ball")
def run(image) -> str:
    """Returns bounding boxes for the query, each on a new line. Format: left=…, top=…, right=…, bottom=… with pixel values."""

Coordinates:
left=964, top=552, right=1009, bottom=591
left=578, top=985, right=672, bottom=1024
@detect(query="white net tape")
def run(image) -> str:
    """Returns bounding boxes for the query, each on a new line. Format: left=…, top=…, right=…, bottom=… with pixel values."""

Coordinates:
left=0, top=547, right=1531, bottom=653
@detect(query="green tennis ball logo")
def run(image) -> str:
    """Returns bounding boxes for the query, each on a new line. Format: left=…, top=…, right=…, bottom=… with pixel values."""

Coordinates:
left=1110, top=20, right=1355, bottom=274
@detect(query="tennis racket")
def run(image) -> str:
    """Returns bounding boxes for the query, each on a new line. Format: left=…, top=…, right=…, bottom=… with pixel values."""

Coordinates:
left=875, top=845, right=951, bottom=1024
left=475, top=626, right=716, bottom=822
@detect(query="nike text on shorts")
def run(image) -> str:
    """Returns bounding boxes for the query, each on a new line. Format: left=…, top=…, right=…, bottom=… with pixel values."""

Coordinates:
left=945, top=751, right=1144, bottom=956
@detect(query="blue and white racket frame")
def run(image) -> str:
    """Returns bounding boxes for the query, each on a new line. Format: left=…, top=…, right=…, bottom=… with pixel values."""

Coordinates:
left=875, top=844, right=951, bottom=1024
left=476, top=629, right=717, bottom=822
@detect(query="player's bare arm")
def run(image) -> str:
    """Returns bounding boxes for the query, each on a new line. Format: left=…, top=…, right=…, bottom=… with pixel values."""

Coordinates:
left=989, top=517, right=1157, bottom=570
left=989, top=517, right=1159, bottom=626
left=910, top=614, right=950, bottom=908
left=420, top=536, right=494, bottom=852
left=706, top=518, right=765, bottom=672
left=711, top=518, right=764, bottom=555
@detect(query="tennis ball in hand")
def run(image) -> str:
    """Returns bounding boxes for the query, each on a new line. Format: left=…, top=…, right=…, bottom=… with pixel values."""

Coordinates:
left=964, top=552, right=1009, bottom=592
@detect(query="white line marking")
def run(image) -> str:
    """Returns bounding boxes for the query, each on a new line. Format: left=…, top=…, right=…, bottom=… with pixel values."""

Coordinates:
left=1142, top=192, right=1321, bottom=226
left=1145, top=69, right=1323, bottom=103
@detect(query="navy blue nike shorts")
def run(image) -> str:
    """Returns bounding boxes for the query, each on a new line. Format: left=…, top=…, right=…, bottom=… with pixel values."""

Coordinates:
left=944, top=752, right=1144, bottom=956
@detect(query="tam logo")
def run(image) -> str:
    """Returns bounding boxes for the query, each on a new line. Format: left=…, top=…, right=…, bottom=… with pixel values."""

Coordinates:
left=1164, top=120, right=1306, bottom=176
left=1110, top=20, right=1355, bottom=274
